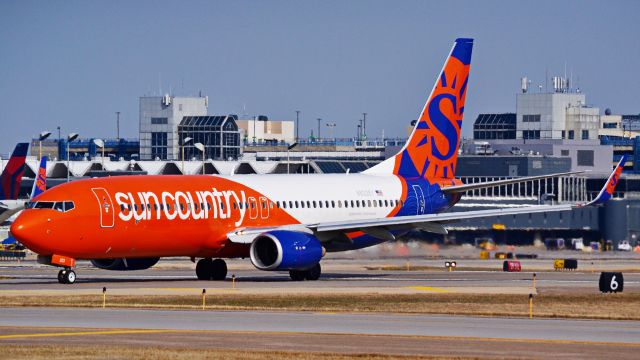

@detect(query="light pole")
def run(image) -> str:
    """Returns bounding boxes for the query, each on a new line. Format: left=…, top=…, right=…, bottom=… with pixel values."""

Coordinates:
left=66, top=133, right=79, bottom=182
left=93, top=139, right=105, bottom=169
left=287, top=142, right=298, bottom=174
left=362, top=112, right=367, bottom=141
left=38, top=131, right=51, bottom=160
left=317, top=118, right=322, bottom=141
left=194, top=142, right=205, bottom=175
left=181, top=136, right=193, bottom=174
left=116, top=111, right=120, bottom=140
left=325, top=123, right=336, bottom=142
left=295, top=110, right=300, bottom=143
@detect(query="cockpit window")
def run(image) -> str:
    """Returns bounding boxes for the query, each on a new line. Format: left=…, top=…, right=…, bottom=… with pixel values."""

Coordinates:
left=34, top=201, right=55, bottom=209
left=29, top=201, right=75, bottom=212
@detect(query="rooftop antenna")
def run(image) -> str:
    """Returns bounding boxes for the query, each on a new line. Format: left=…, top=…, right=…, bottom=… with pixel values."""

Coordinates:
left=545, top=68, right=548, bottom=93
left=570, top=67, right=573, bottom=93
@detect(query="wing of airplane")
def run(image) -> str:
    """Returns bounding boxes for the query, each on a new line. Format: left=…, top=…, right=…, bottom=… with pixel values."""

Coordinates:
left=440, top=170, right=583, bottom=194
left=228, top=157, right=624, bottom=244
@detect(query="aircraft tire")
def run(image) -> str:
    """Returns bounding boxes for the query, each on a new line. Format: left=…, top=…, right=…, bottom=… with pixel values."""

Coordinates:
left=58, top=270, right=67, bottom=284
left=289, top=270, right=306, bottom=281
left=305, top=264, right=321, bottom=281
left=196, top=258, right=213, bottom=280
left=64, top=270, right=76, bottom=284
left=211, top=259, right=227, bottom=280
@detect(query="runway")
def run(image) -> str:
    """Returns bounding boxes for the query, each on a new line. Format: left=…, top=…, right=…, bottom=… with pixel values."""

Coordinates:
left=1, top=307, right=639, bottom=358
left=2, top=257, right=640, bottom=295
left=2, top=255, right=640, bottom=358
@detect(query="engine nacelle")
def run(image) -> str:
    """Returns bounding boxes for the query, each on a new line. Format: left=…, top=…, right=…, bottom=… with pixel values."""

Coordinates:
left=90, top=257, right=160, bottom=271
left=250, top=230, right=323, bottom=271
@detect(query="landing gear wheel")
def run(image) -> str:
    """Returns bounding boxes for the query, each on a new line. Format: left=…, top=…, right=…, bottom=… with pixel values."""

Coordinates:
left=65, top=270, right=76, bottom=284
left=58, top=269, right=76, bottom=284
left=57, top=270, right=66, bottom=284
left=196, top=258, right=213, bottom=280
left=305, top=263, right=321, bottom=281
left=211, top=259, right=227, bottom=281
left=289, top=270, right=306, bottom=281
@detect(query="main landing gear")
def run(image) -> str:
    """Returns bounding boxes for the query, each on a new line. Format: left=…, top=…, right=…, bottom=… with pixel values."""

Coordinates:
left=289, top=263, right=321, bottom=281
left=196, top=258, right=228, bottom=280
left=57, top=268, right=76, bottom=284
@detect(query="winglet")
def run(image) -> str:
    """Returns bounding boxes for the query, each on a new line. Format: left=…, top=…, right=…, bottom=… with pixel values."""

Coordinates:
left=30, top=156, right=47, bottom=199
left=580, top=155, right=626, bottom=207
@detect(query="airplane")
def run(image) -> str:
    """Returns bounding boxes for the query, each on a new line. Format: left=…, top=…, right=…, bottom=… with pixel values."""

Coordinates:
left=0, top=143, right=30, bottom=224
left=0, top=155, right=47, bottom=226
left=10, top=38, right=624, bottom=284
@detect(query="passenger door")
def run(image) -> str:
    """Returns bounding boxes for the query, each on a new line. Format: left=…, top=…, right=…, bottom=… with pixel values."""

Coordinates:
left=91, top=188, right=115, bottom=228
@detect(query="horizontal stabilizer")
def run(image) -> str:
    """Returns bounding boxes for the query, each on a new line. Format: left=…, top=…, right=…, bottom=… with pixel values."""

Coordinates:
left=441, top=171, right=583, bottom=194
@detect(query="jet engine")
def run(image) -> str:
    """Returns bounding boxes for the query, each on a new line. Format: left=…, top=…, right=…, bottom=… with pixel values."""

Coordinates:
left=250, top=230, right=323, bottom=271
left=90, top=257, right=160, bottom=271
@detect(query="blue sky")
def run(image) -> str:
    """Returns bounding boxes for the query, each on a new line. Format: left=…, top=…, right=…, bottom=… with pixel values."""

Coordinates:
left=1, top=0, right=639, bottom=155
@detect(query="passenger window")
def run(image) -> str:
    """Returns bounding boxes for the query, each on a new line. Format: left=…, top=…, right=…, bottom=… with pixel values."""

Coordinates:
left=313, top=201, right=317, bottom=208
left=295, top=201, right=299, bottom=208
left=351, top=200, right=355, bottom=208
left=154, top=204, right=158, bottom=211
left=120, top=204, right=126, bottom=211
left=331, top=201, right=335, bottom=208
left=306, top=201, right=310, bottom=208
left=301, top=201, right=305, bottom=209
left=338, top=201, right=343, bottom=208
left=318, top=201, right=322, bottom=208
left=233, top=202, right=238, bottom=210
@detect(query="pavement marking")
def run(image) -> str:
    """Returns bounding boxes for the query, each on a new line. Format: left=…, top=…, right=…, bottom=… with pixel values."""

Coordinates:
left=0, top=329, right=176, bottom=339
left=404, top=286, right=449, bottom=293
left=1, top=327, right=639, bottom=347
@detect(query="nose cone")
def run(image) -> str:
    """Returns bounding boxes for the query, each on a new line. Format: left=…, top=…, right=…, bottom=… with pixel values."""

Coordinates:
left=11, top=212, right=50, bottom=255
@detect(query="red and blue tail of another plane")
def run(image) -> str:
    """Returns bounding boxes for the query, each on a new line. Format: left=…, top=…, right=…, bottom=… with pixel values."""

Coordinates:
left=0, top=143, right=29, bottom=200
left=581, top=155, right=626, bottom=206
left=365, top=38, right=473, bottom=181
left=30, top=156, right=47, bottom=199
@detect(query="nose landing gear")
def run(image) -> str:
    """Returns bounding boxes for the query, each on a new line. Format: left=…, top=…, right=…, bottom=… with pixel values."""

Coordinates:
left=57, top=268, right=76, bottom=284
left=195, top=258, right=228, bottom=280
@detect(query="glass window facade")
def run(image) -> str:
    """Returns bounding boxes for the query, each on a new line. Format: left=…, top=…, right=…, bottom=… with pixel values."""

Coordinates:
left=151, top=132, right=168, bottom=160
left=473, top=113, right=516, bottom=140
left=178, top=116, right=241, bottom=160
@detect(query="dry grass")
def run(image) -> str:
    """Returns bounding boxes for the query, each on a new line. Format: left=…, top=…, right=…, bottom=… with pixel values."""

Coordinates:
left=0, top=344, right=467, bottom=360
left=2, top=292, right=639, bottom=320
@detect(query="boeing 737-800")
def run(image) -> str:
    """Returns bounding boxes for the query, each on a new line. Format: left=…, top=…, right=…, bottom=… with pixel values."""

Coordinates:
left=10, top=38, right=624, bottom=284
